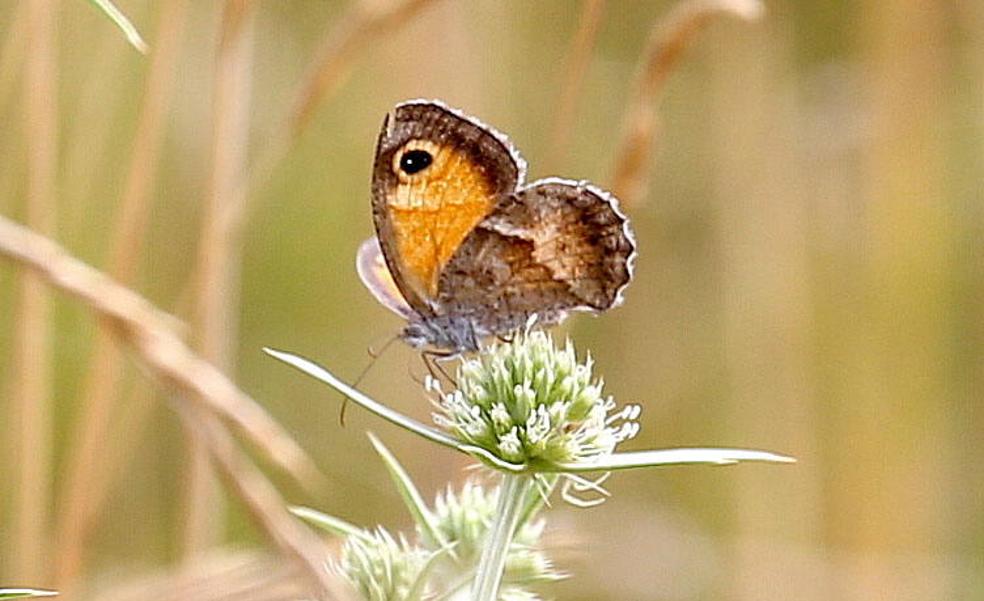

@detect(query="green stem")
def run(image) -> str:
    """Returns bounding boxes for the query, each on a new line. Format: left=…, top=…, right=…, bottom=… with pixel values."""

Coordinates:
left=471, top=473, right=534, bottom=601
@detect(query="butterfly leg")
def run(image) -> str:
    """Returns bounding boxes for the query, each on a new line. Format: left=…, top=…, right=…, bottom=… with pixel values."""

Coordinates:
left=421, top=349, right=458, bottom=389
left=405, top=353, right=439, bottom=388
left=433, top=354, right=459, bottom=389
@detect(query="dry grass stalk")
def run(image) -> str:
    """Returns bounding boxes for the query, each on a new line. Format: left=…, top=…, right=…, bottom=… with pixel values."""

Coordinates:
left=705, top=23, right=824, bottom=601
left=0, top=214, right=321, bottom=488
left=58, top=31, right=129, bottom=217
left=610, top=0, right=763, bottom=207
left=54, top=0, right=192, bottom=588
left=0, top=2, right=27, bottom=113
left=185, top=0, right=257, bottom=558
left=0, top=213, right=336, bottom=596
left=8, top=0, right=57, bottom=582
left=55, top=381, right=157, bottom=593
left=178, top=407, right=348, bottom=600
left=89, top=551, right=318, bottom=601
left=197, top=1, right=255, bottom=366
left=839, top=3, right=950, bottom=599
left=546, top=0, right=607, bottom=172
left=243, top=0, right=441, bottom=205
left=288, top=0, right=441, bottom=136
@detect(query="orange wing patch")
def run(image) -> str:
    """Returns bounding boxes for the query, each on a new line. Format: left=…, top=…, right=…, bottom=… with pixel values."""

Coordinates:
left=386, top=141, right=497, bottom=301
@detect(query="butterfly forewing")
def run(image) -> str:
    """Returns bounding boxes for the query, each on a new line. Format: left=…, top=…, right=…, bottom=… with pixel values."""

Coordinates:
left=371, top=101, right=523, bottom=315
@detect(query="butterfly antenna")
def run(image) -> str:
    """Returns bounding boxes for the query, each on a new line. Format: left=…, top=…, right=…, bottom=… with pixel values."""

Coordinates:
left=368, top=333, right=399, bottom=360
left=340, top=334, right=398, bottom=426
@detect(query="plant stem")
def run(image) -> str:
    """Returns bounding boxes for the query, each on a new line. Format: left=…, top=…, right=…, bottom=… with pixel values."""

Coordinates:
left=471, top=473, right=534, bottom=601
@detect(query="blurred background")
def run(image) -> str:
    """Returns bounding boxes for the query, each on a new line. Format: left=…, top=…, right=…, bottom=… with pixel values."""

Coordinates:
left=1, top=1, right=982, bottom=600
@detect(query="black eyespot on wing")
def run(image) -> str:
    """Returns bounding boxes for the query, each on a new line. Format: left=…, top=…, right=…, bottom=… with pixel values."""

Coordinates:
left=399, top=149, right=433, bottom=175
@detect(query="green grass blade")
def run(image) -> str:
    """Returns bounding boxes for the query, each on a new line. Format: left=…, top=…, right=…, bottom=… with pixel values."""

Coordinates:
left=366, top=432, right=450, bottom=553
left=289, top=506, right=372, bottom=542
left=0, top=590, right=57, bottom=599
left=86, top=0, right=148, bottom=53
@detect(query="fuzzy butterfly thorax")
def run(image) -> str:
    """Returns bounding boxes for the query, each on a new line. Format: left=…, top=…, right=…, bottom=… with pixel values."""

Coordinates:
left=357, top=100, right=636, bottom=354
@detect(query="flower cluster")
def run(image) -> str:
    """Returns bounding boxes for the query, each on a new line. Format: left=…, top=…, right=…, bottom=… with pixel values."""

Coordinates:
left=427, top=481, right=564, bottom=586
left=334, top=528, right=429, bottom=601
left=431, top=330, right=640, bottom=468
left=319, top=479, right=560, bottom=601
left=269, top=322, right=792, bottom=601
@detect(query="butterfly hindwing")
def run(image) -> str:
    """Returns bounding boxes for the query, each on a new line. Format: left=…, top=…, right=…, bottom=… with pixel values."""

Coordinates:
left=434, top=178, right=635, bottom=336
left=356, top=236, right=414, bottom=320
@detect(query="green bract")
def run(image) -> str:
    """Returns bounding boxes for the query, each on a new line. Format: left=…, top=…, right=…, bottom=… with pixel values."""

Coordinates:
left=432, top=330, right=640, bottom=468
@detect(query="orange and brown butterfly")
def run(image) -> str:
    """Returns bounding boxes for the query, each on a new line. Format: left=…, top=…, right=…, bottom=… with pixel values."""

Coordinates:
left=357, top=100, right=636, bottom=355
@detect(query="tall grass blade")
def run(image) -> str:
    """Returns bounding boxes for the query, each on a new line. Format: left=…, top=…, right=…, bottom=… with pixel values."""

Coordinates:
left=86, top=0, right=148, bottom=53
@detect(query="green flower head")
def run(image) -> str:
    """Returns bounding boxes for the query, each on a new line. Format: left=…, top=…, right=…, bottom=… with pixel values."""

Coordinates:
left=431, top=329, right=641, bottom=469
left=334, top=527, right=428, bottom=601
left=426, top=480, right=564, bottom=585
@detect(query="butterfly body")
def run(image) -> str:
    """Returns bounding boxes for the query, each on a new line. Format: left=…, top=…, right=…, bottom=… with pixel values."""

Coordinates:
left=358, top=100, right=636, bottom=354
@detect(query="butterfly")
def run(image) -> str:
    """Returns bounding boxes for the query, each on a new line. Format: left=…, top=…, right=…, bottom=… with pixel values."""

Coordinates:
left=357, top=100, right=636, bottom=355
